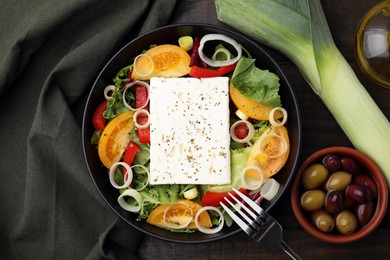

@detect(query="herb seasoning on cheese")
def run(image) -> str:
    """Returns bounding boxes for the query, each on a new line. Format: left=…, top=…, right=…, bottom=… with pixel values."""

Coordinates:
left=149, top=77, right=231, bottom=184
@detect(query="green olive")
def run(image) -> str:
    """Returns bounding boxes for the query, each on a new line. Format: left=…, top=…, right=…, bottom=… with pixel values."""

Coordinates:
left=324, top=171, right=352, bottom=191
left=311, top=209, right=335, bottom=233
left=300, top=189, right=326, bottom=211
left=335, top=210, right=358, bottom=234
left=302, top=163, right=329, bottom=189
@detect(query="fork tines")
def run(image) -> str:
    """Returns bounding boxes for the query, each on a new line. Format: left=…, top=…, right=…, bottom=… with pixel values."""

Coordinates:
left=220, top=188, right=270, bottom=237
left=220, top=188, right=302, bottom=260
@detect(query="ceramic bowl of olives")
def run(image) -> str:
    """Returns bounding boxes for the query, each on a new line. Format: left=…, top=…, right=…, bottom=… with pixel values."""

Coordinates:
left=291, top=146, right=388, bottom=243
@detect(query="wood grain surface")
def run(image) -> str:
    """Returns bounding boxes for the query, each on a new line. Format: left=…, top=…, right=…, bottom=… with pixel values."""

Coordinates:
left=138, top=1, right=390, bottom=259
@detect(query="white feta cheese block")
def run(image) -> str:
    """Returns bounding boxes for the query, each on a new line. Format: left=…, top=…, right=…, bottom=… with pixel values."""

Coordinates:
left=149, top=77, right=231, bottom=185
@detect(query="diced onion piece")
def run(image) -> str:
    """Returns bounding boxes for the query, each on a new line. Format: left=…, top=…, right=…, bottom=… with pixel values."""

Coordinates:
left=117, top=188, right=142, bottom=212
left=258, top=133, right=288, bottom=158
left=178, top=36, right=194, bottom=51
left=104, top=85, right=115, bottom=100
left=269, top=107, right=288, bottom=126
left=198, top=34, right=242, bottom=67
left=195, top=206, right=224, bottom=234
left=109, top=162, right=133, bottom=189
left=241, top=165, right=264, bottom=190
left=133, top=54, right=154, bottom=77
left=260, top=178, right=280, bottom=201
left=133, top=109, right=150, bottom=129
left=248, top=186, right=264, bottom=205
left=131, top=164, right=149, bottom=191
left=122, top=80, right=150, bottom=111
left=163, top=201, right=193, bottom=229
left=212, top=47, right=231, bottom=61
left=183, top=187, right=199, bottom=200
left=235, top=109, right=249, bottom=120
left=230, top=120, right=255, bottom=143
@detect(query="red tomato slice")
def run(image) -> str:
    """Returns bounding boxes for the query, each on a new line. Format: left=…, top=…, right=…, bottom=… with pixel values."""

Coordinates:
left=135, top=85, right=150, bottom=144
left=233, top=122, right=249, bottom=140
left=92, top=100, right=108, bottom=131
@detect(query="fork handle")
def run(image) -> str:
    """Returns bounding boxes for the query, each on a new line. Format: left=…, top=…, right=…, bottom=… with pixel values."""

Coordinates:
left=280, top=240, right=302, bottom=260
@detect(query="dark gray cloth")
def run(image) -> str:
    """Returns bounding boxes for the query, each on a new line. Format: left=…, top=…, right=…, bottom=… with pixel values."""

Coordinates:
left=0, top=0, right=177, bottom=259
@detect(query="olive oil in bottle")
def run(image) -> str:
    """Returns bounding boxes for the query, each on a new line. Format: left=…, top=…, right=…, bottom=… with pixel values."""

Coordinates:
left=355, top=1, right=390, bottom=88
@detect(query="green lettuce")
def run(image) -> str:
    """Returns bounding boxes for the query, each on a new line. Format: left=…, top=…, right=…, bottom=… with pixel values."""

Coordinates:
left=113, top=64, right=132, bottom=87
left=231, top=57, right=281, bottom=107
left=103, top=65, right=134, bottom=121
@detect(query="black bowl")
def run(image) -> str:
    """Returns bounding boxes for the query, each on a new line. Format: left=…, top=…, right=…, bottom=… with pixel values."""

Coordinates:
left=82, top=23, right=302, bottom=243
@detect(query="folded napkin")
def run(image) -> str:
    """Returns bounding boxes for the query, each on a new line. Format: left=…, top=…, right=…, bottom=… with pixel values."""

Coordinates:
left=0, top=0, right=176, bottom=259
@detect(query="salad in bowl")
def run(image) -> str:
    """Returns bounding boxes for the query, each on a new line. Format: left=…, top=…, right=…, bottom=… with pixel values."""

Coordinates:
left=82, top=24, right=301, bottom=243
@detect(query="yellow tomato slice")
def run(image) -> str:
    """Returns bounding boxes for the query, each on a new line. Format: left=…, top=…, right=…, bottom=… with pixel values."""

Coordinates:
left=98, top=111, right=134, bottom=169
left=131, top=44, right=191, bottom=80
left=246, top=125, right=290, bottom=179
left=229, top=83, right=282, bottom=120
left=147, top=200, right=212, bottom=230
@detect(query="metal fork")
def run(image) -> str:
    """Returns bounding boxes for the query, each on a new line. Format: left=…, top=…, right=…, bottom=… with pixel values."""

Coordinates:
left=220, top=188, right=302, bottom=260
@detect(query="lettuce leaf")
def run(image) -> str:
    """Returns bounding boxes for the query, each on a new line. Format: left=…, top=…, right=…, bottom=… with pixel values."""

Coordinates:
left=103, top=65, right=134, bottom=121
left=103, top=84, right=132, bottom=120
left=231, top=57, right=281, bottom=107
left=113, top=64, right=132, bottom=87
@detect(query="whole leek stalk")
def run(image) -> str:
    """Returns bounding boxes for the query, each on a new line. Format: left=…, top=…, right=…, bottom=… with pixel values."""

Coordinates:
left=215, top=0, right=390, bottom=185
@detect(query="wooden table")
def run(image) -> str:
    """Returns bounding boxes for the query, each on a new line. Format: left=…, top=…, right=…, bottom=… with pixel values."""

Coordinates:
left=139, top=1, right=390, bottom=259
